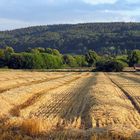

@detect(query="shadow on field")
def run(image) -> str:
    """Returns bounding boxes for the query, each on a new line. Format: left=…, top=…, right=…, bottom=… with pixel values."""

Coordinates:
left=0, top=120, right=137, bottom=140
left=55, top=76, right=96, bottom=131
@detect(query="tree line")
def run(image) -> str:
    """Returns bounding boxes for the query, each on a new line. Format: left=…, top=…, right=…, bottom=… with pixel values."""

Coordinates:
left=0, top=22, right=140, bottom=55
left=0, top=47, right=87, bottom=69
left=0, top=47, right=140, bottom=71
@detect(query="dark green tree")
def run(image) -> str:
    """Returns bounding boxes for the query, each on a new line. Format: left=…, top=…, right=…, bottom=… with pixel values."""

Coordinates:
left=45, top=48, right=53, bottom=54
left=4, top=46, right=14, bottom=60
left=0, top=49, right=5, bottom=67
left=63, top=55, right=77, bottom=67
left=128, top=50, right=140, bottom=66
left=85, top=50, right=100, bottom=67
left=52, top=49, right=61, bottom=56
left=8, top=53, right=24, bottom=69
left=74, top=55, right=87, bottom=67
left=42, top=53, right=63, bottom=69
left=96, top=60, right=124, bottom=72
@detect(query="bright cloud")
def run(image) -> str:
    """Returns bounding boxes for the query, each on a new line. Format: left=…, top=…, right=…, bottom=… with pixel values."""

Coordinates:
left=0, top=0, right=140, bottom=30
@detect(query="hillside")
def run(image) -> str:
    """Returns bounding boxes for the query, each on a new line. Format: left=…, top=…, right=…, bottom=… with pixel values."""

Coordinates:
left=0, top=22, right=140, bottom=55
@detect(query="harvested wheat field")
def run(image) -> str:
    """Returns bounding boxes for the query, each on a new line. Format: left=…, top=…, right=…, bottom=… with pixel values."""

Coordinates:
left=0, top=70, right=140, bottom=140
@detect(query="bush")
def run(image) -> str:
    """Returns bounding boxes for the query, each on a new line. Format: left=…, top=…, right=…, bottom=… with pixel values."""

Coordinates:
left=41, top=53, right=63, bottom=69
left=74, top=55, right=88, bottom=67
left=85, top=50, right=100, bottom=67
left=116, top=60, right=128, bottom=67
left=63, top=55, right=78, bottom=67
left=115, top=55, right=129, bottom=67
left=128, top=50, right=140, bottom=66
left=9, top=53, right=63, bottom=69
left=8, top=53, right=24, bottom=69
left=96, top=60, right=124, bottom=72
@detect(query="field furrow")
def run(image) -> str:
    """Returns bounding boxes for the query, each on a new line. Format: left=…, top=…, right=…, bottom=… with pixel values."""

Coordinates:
left=19, top=74, right=94, bottom=130
left=0, top=73, right=83, bottom=117
left=89, top=73, right=140, bottom=138
left=0, top=71, right=140, bottom=140
left=117, top=72, right=140, bottom=83
left=0, top=72, right=71, bottom=93
left=108, top=73, right=140, bottom=114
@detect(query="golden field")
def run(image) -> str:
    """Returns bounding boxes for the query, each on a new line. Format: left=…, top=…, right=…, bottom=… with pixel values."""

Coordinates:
left=0, top=70, right=140, bottom=140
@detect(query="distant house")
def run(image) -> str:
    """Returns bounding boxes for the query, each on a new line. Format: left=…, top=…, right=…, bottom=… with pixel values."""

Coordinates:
left=134, top=64, right=140, bottom=71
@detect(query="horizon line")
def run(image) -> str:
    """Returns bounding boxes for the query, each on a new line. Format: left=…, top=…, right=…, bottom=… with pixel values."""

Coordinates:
left=1, top=21, right=140, bottom=32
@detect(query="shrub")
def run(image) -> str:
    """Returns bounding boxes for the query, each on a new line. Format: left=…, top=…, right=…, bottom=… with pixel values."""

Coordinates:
left=96, top=60, right=124, bottom=72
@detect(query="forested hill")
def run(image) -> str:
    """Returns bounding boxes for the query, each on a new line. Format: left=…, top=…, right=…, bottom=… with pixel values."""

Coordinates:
left=0, top=22, right=140, bottom=55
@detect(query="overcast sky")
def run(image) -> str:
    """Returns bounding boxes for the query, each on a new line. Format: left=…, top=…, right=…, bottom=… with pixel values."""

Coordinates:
left=0, top=0, right=140, bottom=30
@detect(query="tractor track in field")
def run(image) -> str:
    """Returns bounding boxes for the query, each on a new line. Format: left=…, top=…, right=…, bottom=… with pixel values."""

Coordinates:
left=106, top=74, right=140, bottom=115
left=117, top=73, right=140, bottom=84
left=16, top=73, right=95, bottom=136
left=10, top=76, right=81, bottom=117
left=0, top=75, right=67, bottom=94
left=31, top=75, right=95, bottom=132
